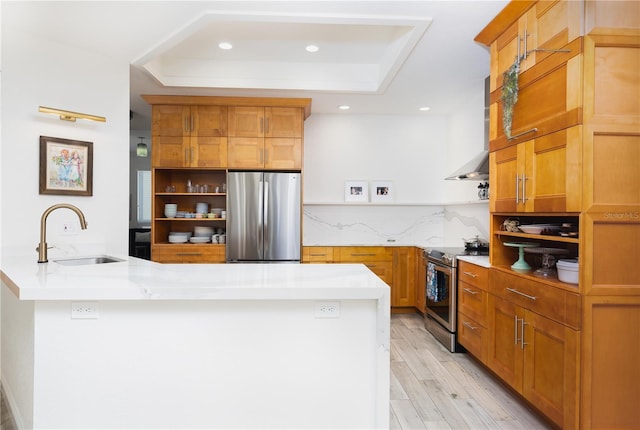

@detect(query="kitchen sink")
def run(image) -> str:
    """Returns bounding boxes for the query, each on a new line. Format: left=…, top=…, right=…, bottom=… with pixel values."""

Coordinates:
left=53, top=255, right=124, bottom=266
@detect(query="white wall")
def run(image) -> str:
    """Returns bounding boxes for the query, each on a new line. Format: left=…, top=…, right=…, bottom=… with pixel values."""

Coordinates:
left=1, top=26, right=130, bottom=259
left=302, top=97, right=490, bottom=247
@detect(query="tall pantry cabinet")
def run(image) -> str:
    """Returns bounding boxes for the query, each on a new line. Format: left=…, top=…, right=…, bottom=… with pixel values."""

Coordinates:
left=475, top=1, right=639, bottom=429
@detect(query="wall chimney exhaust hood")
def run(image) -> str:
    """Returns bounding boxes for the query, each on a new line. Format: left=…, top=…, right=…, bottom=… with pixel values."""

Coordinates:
left=445, top=150, right=489, bottom=180
left=445, top=77, right=490, bottom=181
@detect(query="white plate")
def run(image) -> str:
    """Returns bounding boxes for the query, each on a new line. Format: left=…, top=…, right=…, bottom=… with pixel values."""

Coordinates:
left=518, top=224, right=561, bottom=235
left=168, top=236, right=188, bottom=243
left=189, top=236, right=210, bottom=243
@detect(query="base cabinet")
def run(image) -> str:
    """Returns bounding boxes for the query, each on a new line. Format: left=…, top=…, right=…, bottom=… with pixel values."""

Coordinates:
left=487, top=294, right=579, bottom=430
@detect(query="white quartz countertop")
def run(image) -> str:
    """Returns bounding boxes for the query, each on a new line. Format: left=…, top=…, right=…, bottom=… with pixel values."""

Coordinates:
left=0, top=255, right=390, bottom=301
left=456, top=255, right=491, bottom=268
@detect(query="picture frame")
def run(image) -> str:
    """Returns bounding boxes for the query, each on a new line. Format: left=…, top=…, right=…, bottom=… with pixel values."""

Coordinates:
left=39, top=136, right=93, bottom=196
left=371, top=181, right=393, bottom=202
left=344, top=180, right=368, bottom=202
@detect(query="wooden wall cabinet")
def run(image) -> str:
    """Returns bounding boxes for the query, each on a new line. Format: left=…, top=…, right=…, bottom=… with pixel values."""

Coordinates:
left=490, top=126, right=582, bottom=213
left=151, top=105, right=228, bottom=168
left=477, top=1, right=639, bottom=428
left=228, top=106, right=303, bottom=169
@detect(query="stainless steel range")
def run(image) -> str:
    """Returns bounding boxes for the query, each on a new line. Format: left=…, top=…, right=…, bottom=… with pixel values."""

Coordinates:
left=424, top=246, right=488, bottom=352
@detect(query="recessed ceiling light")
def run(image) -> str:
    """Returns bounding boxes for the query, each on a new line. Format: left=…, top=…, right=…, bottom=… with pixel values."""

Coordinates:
left=305, top=44, right=319, bottom=53
left=419, top=106, right=431, bottom=112
left=338, top=105, right=351, bottom=110
left=218, top=42, right=233, bottom=50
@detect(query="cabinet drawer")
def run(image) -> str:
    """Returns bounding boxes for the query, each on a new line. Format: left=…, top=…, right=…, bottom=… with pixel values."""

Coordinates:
left=363, top=261, right=393, bottom=286
left=489, top=268, right=581, bottom=329
left=152, top=245, right=225, bottom=264
left=302, top=246, right=334, bottom=263
left=335, top=246, right=392, bottom=262
left=458, top=261, right=489, bottom=290
left=458, top=312, right=487, bottom=362
left=458, top=280, right=489, bottom=326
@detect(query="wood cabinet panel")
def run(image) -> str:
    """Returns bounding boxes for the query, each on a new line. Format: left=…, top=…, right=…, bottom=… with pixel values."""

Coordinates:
left=392, top=247, right=416, bottom=308
left=302, top=246, right=334, bottom=263
left=490, top=126, right=582, bottom=213
left=458, top=313, right=487, bottom=362
left=458, top=261, right=489, bottom=290
left=151, top=105, right=228, bottom=168
left=582, top=296, right=640, bottom=430
left=458, top=280, right=488, bottom=327
left=490, top=268, right=581, bottom=329
left=227, top=107, right=303, bottom=169
left=487, top=294, right=523, bottom=389
left=152, top=245, right=225, bottom=263
left=363, top=261, right=393, bottom=287
left=335, top=247, right=392, bottom=262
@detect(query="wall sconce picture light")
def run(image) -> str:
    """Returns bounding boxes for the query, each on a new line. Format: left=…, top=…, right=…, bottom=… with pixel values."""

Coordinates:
left=38, top=106, right=106, bottom=123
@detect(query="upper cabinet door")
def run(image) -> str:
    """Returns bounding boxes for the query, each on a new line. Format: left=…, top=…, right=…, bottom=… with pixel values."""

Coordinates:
left=265, top=107, right=303, bottom=138
left=151, top=105, right=190, bottom=168
left=228, top=107, right=265, bottom=137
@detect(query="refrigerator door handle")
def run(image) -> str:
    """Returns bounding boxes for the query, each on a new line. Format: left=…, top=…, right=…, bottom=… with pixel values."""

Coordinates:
left=263, top=181, right=269, bottom=251
left=258, top=180, right=264, bottom=259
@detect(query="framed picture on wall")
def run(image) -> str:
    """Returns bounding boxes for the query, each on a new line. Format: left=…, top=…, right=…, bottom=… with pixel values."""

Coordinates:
left=371, top=181, right=393, bottom=202
left=39, top=136, right=93, bottom=196
left=344, top=180, right=368, bottom=202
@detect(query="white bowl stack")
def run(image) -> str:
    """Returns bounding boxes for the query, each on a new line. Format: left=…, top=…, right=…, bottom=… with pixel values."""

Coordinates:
left=164, top=203, right=178, bottom=218
left=168, top=231, right=191, bottom=243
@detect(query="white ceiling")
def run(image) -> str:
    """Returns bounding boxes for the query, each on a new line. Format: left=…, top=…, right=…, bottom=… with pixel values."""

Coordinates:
left=6, top=1, right=509, bottom=130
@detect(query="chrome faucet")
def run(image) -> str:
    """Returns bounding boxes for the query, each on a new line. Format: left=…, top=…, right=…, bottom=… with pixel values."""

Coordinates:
left=37, top=204, right=88, bottom=263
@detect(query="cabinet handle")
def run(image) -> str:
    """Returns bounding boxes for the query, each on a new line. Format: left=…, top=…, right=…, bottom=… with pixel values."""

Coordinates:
left=176, top=252, right=202, bottom=256
left=265, top=118, right=269, bottom=134
left=310, top=253, right=327, bottom=257
left=515, top=175, right=520, bottom=204
left=190, top=147, right=194, bottom=164
left=259, top=149, right=263, bottom=164
left=260, top=118, right=264, bottom=134
left=184, top=148, right=189, bottom=162
left=514, top=315, right=520, bottom=345
left=506, top=287, right=537, bottom=301
left=521, top=318, right=528, bottom=349
left=521, top=175, right=527, bottom=203
left=352, top=253, right=376, bottom=257
left=184, top=116, right=189, bottom=133
left=463, top=288, right=478, bottom=295
left=190, top=115, right=194, bottom=133
left=462, top=271, right=478, bottom=278
left=265, top=149, right=269, bottom=164
left=508, top=127, right=538, bottom=141
left=523, top=27, right=529, bottom=61
left=463, top=321, right=478, bottom=330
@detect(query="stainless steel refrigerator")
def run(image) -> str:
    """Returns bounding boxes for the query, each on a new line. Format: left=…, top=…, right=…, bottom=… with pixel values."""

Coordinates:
left=226, top=171, right=301, bottom=263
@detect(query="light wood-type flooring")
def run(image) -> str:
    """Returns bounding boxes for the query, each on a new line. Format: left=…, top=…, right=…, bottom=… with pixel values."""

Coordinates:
left=391, top=313, right=553, bottom=429
left=0, top=313, right=553, bottom=430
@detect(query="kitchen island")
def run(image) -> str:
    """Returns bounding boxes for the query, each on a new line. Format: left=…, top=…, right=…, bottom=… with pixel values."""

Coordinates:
left=1, top=256, right=390, bottom=429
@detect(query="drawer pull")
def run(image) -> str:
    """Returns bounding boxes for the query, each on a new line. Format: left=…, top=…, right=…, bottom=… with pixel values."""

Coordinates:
left=508, top=127, right=538, bottom=141
left=506, top=287, right=537, bottom=301
left=176, top=252, right=202, bottom=256
left=463, top=321, right=478, bottom=330
left=351, top=253, right=376, bottom=257
left=462, top=271, right=478, bottom=278
left=463, top=288, right=479, bottom=295
left=310, top=253, right=327, bottom=257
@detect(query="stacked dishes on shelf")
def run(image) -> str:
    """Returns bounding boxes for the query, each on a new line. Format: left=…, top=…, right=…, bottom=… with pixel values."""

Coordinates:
left=191, top=226, right=214, bottom=243
left=168, top=231, right=191, bottom=243
left=164, top=204, right=177, bottom=218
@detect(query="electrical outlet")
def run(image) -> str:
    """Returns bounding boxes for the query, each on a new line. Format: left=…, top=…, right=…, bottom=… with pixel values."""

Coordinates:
left=315, top=302, right=340, bottom=318
left=71, top=302, right=99, bottom=319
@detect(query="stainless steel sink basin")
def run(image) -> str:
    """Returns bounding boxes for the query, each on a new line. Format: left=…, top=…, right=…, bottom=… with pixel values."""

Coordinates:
left=53, top=255, right=124, bottom=266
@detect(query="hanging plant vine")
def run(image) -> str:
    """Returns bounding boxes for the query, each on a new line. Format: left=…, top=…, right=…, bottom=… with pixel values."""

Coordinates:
left=501, top=59, right=520, bottom=139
